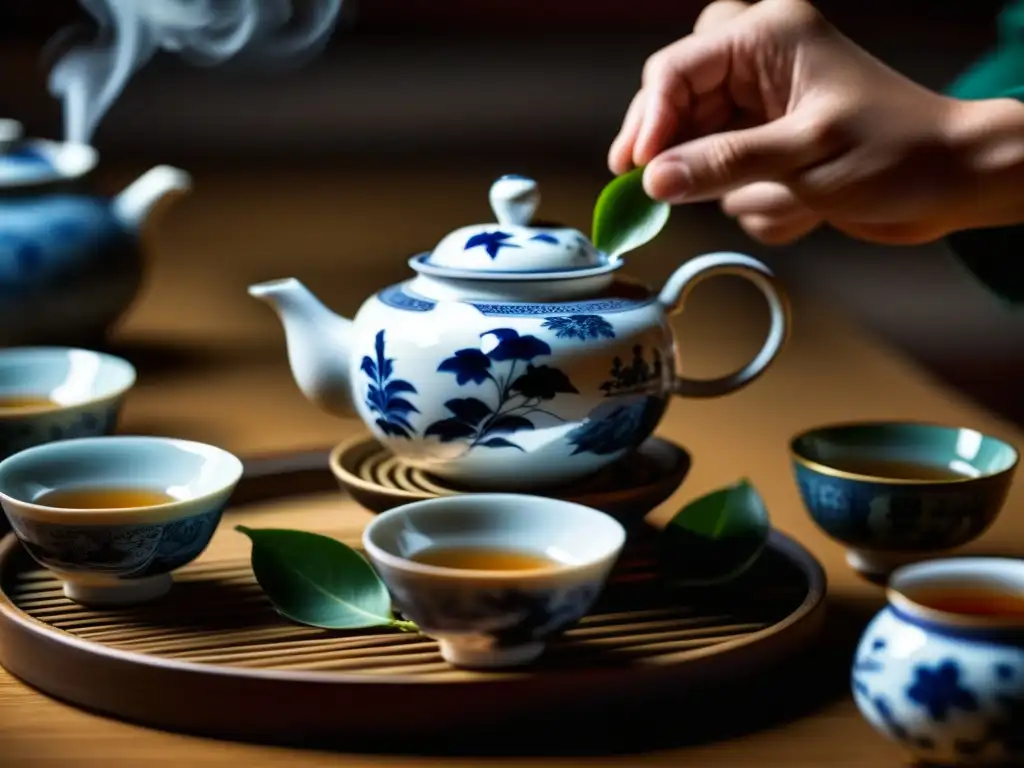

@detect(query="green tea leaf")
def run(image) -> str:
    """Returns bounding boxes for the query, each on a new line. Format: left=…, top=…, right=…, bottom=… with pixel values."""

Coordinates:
left=592, top=167, right=671, bottom=259
left=659, top=479, right=771, bottom=587
left=236, top=526, right=414, bottom=631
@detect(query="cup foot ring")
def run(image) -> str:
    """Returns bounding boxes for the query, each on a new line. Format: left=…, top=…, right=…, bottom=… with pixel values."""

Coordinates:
left=437, top=639, right=545, bottom=669
left=845, top=549, right=930, bottom=581
left=63, top=573, right=173, bottom=606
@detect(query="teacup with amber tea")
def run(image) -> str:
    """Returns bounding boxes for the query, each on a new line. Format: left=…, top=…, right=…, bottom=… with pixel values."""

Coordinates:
left=0, top=346, right=136, bottom=460
left=852, top=557, right=1024, bottom=765
left=362, top=493, right=626, bottom=669
left=791, top=421, right=1018, bottom=579
left=0, top=435, right=243, bottom=606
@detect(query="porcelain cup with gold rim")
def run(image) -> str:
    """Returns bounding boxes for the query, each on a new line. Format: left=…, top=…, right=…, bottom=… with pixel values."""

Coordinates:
left=852, top=557, right=1024, bottom=765
left=790, top=422, right=1018, bottom=579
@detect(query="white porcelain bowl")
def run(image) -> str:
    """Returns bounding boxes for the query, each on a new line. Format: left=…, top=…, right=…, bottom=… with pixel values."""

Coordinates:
left=0, top=435, right=243, bottom=606
left=362, top=493, right=626, bottom=669
left=0, top=346, right=136, bottom=460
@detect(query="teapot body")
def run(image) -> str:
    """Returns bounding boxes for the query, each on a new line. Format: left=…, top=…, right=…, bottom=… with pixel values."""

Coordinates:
left=0, top=124, right=191, bottom=346
left=249, top=175, right=791, bottom=491
left=0, top=193, right=141, bottom=346
left=349, top=277, right=674, bottom=488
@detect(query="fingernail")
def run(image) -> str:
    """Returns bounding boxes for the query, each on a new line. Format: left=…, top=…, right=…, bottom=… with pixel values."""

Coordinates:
left=644, top=161, right=693, bottom=201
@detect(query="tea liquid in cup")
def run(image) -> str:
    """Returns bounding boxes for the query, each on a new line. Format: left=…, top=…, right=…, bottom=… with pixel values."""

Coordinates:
left=362, top=493, right=626, bottom=669
left=0, top=435, right=243, bottom=606
left=409, top=545, right=563, bottom=572
left=0, top=394, right=59, bottom=411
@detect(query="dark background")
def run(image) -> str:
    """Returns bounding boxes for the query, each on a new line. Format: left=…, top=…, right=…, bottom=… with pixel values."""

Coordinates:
left=0, top=0, right=1021, bottom=426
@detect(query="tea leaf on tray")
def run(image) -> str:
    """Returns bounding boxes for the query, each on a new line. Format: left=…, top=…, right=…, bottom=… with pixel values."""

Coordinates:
left=659, top=479, right=771, bottom=587
left=236, top=526, right=416, bottom=631
left=592, top=167, right=671, bottom=260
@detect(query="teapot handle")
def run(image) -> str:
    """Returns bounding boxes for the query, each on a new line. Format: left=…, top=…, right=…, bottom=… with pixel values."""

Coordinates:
left=658, top=251, right=791, bottom=399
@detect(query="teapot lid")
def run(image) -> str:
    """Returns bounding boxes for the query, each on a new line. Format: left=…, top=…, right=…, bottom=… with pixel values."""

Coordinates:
left=410, top=175, right=621, bottom=281
left=0, top=119, right=96, bottom=188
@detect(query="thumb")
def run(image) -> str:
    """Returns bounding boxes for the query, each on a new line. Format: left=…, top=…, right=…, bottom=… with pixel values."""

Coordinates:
left=643, top=116, right=830, bottom=203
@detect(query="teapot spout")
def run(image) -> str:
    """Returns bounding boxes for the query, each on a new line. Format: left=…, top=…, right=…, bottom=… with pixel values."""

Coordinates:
left=113, top=165, right=192, bottom=235
left=248, top=278, right=356, bottom=419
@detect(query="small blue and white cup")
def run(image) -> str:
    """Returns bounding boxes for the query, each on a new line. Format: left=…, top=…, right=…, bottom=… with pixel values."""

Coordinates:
left=0, top=346, right=135, bottom=459
left=0, top=436, right=243, bottom=606
left=852, top=557, right=1024, bottom=765
left=362, top=493, right=626, bottom=669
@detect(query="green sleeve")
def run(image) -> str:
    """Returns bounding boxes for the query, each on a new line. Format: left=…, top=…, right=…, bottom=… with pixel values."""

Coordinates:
left=943, top=1, right=1024, bottom=306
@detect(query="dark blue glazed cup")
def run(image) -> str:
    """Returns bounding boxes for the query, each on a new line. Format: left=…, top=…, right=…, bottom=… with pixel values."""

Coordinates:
left=852, top=557, right=1024, bottom=764
left=362, top=493, right=626, bottom=669
left=791, top=422, right=1018, bottom=579
left=0, top=436, right=243, bottom=606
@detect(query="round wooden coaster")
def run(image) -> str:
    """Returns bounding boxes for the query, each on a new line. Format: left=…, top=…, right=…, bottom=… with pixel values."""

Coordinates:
left=329, top=434, right=692, bottom=525
left=0, top=449, right=827, bottom=747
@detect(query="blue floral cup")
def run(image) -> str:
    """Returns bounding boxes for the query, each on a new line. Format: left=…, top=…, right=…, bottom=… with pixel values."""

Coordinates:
left=362, top=493, right=626, bottom=669
left=0, top=346, right=136, bottom=533
left=0, top=436, right=243, bottom=606
left=791, top=422, right=1018, bottom=579
left=852, top=557, right=1024, bottom=765
left=0, top=346, right=135, bottom=457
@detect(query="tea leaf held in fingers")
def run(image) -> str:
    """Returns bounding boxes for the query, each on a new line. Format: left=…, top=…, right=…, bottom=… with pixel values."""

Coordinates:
left=236, top=526, right=416, bottom=631
left=592, top=167, right=671, bottom=260
left=660, top=479, right=771, bottom=587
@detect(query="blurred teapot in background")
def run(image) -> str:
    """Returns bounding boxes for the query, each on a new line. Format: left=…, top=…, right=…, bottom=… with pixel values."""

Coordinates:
left=0, top=118, right=190, bottom=347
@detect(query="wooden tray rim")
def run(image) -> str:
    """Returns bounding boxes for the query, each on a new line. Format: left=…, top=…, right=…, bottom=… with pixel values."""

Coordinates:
left=0, top=447, right=829, bottom=689
left=327, top=432, right=694, bottom=503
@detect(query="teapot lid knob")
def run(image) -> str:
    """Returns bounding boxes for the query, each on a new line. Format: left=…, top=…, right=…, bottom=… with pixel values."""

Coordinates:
left=489, top=174, right=540, bottom=227
left=0, top=119, right=23, bottom=155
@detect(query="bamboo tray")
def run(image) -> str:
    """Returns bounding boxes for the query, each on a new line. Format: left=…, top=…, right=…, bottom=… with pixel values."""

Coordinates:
left=0, top=447, right=828, bottom=746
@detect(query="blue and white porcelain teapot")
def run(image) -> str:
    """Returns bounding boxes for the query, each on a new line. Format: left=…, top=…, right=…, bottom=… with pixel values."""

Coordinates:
left=250, top=175, right=791, bottom=489
left=0, top=119, right=191, bottom=346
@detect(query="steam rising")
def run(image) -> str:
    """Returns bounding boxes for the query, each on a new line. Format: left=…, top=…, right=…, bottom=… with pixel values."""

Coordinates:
left=49, top=0, right=344, bottom=145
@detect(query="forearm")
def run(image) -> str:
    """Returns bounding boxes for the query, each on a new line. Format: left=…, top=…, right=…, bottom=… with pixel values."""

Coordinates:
left=948, top=95, right=1024, bottom=233
left=939, top=1, right=1024, bottom=305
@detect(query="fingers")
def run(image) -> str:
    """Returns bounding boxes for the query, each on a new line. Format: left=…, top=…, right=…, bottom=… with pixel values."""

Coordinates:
left=633, top=89, right=684, bottom=170
left=632, top=27, right=742, bottom=167
left=643, top=116, right=836, bottom=202
left=608, top=90, right=646, bottom=175
left=720, top=181, right=821, bottom=244
left=611, top=0, right=754, bottom=173
left=693, top=0, right=751, bottom=32
left=721, top=181, right=803, bottom=217
left=737, top=211, right=822, bottom=244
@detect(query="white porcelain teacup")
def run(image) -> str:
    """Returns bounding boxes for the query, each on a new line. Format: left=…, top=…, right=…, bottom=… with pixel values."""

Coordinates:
left=0, top=436, right=243, bottom=606
left=362, top=493, right=626, bottom=669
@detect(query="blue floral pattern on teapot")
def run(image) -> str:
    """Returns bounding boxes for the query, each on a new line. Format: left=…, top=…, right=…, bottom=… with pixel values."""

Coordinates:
left=250, top=175, right=792, bottom=489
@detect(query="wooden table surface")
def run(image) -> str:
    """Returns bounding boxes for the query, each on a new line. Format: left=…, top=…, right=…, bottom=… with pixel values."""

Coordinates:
left=1, top=164, right=1021, bottom=766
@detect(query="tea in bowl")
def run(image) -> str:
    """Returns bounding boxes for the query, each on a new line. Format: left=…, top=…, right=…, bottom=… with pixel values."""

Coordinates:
left=852, top=557, right=1024, bottom=765
left=0, top=436, right=243, bottom=606
left=0, top=346, right=136, bottom=459
left=791, top=422, right=1018, bottom=579
left=361, top=493, right=626, bottom=669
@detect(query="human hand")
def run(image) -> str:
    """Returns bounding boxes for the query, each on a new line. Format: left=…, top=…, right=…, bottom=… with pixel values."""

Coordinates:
left=609, top=0, right=1024, bottom=245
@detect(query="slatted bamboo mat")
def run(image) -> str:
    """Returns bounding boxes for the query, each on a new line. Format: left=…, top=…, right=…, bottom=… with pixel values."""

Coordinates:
left=0, top=450, right=827, bottom=742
